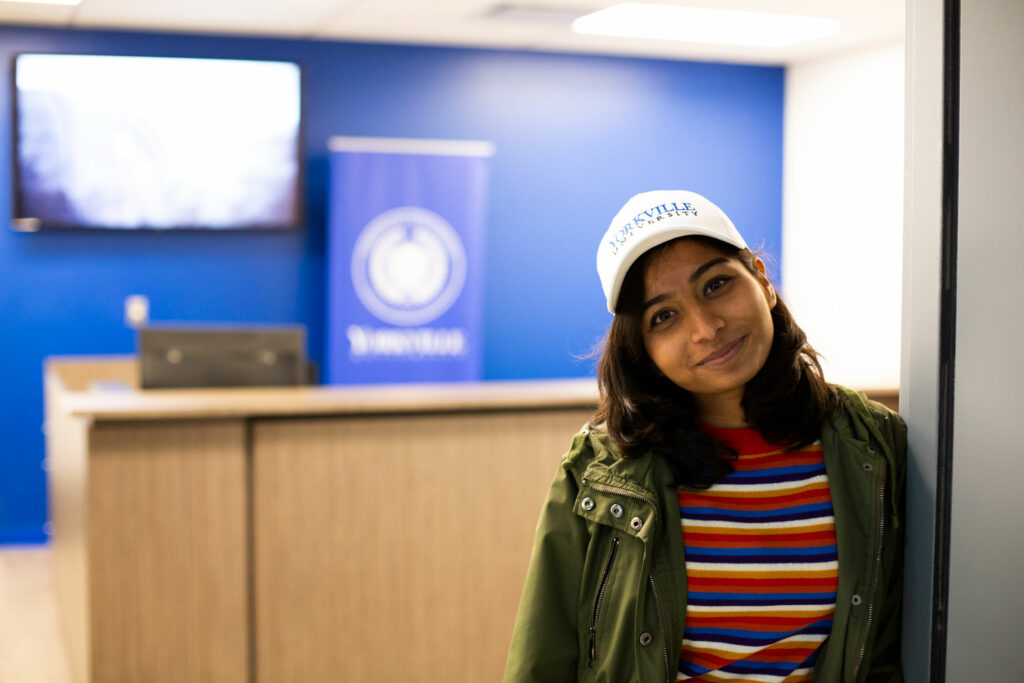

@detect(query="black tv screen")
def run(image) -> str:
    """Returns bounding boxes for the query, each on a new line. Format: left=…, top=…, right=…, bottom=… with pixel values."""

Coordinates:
left=12, top=54, right=302, bottom=231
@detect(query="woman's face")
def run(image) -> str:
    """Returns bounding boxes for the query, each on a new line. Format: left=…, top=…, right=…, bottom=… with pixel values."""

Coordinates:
left=640, top=238, right=776, bottom=404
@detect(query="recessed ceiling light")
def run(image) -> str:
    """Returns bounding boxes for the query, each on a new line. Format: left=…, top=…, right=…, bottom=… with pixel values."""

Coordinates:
left=571, top=3, right=840, bottom=48
left=1, top=0, right=81, bottom=5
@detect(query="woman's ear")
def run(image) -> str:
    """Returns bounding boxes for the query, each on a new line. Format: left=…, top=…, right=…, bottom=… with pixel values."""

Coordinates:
left=754, top=257, right=778, bottom=309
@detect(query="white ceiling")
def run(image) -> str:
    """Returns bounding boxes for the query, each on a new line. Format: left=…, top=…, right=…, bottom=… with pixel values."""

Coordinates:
left=0, top=0, right=904, bottom=65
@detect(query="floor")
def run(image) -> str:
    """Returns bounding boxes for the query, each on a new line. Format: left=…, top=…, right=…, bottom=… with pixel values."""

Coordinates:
left=0, top=547, right=74, bottom=683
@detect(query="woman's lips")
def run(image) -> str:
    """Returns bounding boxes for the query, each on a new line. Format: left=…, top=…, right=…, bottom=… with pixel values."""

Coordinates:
left=697, top=336, right=746, bottom=367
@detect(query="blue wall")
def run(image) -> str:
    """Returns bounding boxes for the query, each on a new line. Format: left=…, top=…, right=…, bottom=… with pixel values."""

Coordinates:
left=0, top=25, right=783, bottom=543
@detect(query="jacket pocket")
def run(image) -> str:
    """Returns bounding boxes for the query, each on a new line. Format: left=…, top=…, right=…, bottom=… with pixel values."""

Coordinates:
left=588, top=536, right=620, bottom=665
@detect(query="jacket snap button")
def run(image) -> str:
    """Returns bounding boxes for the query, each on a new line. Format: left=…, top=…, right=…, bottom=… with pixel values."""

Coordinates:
left=851, top=594, right=863, bottom=606
left=630, top=516, right=643, bottom=530
left=610, top=504, right=624, bottom=518
left=862, top=463, right=873, bottom=472
left=639, top=632, right=653, bottom=646
left=581, top=497, right=595, bottom=511
left=866, top=446, right=877, bottom=454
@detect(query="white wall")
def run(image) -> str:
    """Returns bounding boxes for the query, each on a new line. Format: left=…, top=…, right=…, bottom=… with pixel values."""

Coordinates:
left=783, top=42, right=905, bottom=390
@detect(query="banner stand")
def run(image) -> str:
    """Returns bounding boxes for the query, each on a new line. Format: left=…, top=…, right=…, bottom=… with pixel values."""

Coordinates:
left=325, top=136, right=494, bottom=385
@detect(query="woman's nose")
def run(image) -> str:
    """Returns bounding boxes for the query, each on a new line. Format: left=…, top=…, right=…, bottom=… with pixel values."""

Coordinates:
left=689, top=307, right=724, bottom=342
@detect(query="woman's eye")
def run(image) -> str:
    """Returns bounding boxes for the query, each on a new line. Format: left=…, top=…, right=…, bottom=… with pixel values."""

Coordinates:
left=704, top=276, right=731, bottom=296
left=650, top=309, right=675, bottom=328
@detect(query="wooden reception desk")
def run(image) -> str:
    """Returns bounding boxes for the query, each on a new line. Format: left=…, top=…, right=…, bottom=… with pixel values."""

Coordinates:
left=45, top=357, right=599, bottom=683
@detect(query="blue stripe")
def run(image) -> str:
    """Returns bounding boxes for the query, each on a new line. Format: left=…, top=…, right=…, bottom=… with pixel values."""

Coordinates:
left=684, top=624, right=833, bottom=641
left=689, top=590, right=837, bottom=601
left=681, top=502, right=834, bottom=518
left=724, top=462, right=826, bottom=479
left=722, top=660, right=805, bottom=675
left=685, top=551, right=838, bottom=565
left=684, top=545, right=838, bottom=558
left=677, top=661, right=714, bottom=677
left=689, top=596, right=837, bottom=607
left=711, top=471, right=827, bottom=486
left=682, top=508, right=834, bottom=524
left=680, top=502, right=834, bottom=518
left=680, top=627, right=831, bottom=649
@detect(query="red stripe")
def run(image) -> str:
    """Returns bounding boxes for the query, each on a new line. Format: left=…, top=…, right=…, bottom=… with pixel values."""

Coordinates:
left=729, top=452, right=825, bottom=470
left=684, top=530, right=836, bottom=543
left=743, top=648, right=820, bottom=663
left=688, top=614, right=828, bottom=626
left=682, top=650, right=734, bottom=670
left=688, top=577, right=838, bottom=591
left=681, top=488, right=830, bottom=507
left=683, top=533, right=837, bottom=549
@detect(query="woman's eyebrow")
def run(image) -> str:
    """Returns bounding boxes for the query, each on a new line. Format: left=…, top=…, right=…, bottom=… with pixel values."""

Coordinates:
left=689, top=257, right=729, bottom=283
left=642, top=293, right=668, bottom=313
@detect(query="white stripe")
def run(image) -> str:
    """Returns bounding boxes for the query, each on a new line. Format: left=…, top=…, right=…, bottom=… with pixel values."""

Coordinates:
left=684, top=634, right=827, bottom=654
left=680, top=515, right=835, bottom=529
left=686, top=561, right=839, bottom=572
left=679, top=661, right=819, bottom=682
left=328, top=135, right=496, bottom=157
left=687, top=603, right=834, bottom=613
left=707, top=474, right=829, bottom=493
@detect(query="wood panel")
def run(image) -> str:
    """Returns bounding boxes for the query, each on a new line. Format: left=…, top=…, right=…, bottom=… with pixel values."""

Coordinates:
left=87, top=420, right=249, bottom=683
left=863, top=388, right=899, bottom=413
left=252, top=409, right=593, bottom=683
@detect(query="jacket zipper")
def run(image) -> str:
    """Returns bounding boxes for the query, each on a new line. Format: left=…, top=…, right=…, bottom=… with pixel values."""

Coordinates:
left=850, top=461, right=887, bottom=682
left=648, top=571, right=672, bottom=683
left=589, top=537, right=620, bottom=664
left=581, top=478, right=670, bottom=683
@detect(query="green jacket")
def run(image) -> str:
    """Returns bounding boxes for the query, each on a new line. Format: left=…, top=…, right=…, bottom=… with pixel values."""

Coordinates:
left=504, top=386, right=906, bottom=683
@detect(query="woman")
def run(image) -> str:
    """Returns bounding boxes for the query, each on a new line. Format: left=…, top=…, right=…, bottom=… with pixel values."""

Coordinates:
left=504, top=191, right=905, bottom=683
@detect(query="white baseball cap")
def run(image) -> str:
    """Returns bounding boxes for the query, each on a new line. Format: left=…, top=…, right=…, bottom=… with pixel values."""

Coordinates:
left=596, top=190, right=748, bottom=313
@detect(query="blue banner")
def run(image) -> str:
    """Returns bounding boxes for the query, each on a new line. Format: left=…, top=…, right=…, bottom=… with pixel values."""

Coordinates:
left=326, top=137, right=492, bottom=384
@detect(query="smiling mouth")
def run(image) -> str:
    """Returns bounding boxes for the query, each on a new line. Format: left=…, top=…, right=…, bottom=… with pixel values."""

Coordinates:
left=697, top=336, right=746, bottom=367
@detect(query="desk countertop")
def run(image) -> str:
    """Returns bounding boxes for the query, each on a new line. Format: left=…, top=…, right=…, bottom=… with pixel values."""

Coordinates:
left=60, top=377, right=601, bottom=421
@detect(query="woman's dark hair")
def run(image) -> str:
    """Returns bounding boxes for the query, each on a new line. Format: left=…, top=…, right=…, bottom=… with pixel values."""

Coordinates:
left=593, top=236, right=839, bottom=489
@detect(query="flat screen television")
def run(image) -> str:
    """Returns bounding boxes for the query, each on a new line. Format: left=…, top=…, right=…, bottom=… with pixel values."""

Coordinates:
left=12, top=54, right=302, bottom=231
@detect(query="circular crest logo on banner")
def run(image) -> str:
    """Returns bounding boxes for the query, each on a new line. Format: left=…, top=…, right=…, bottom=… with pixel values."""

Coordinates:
left=351, top=206, right=467, bottom=326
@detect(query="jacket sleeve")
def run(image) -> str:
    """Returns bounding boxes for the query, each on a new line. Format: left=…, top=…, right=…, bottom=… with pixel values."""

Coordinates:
left=866, top=410, right=908, bottom=683
left=503, top=459, right=590, bottom=683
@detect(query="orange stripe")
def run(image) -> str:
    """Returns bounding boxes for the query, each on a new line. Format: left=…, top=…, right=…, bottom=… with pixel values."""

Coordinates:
left=685, top=529, right=837, bottom=542
left=730, top=454, right=826, bottom=471
left=686, top=616, right=831, bottom=629
left=681, top=670, right=814, bottom=683
left=688, top=576, right=838, bottom=590
left=682, top=642, right=823, bottom=659
left=728, top=443, right=823, bottom=459
left=679, top=482, right=830, bottom=502
left=681, top=494, right=833, bottom=513
left=680, top=522, right=836, bottom=536
left=687, top=568, right=839, bottom=579
left=683, top=537, right=836, bottom=550
left=682, top=648, right=821, bottom=670
left=686, top=607, right=835, bottom=617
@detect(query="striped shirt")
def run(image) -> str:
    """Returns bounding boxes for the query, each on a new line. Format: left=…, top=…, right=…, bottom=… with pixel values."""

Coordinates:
left=676, top=425, right=838, bottom=683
